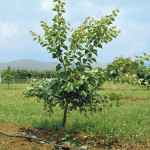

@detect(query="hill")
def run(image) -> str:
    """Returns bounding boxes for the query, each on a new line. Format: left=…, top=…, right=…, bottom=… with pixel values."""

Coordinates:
left=91, top=62, right=108, bottom=69
left=0, top=59, right=59, bottom=71
left=0, top=59, right=108, bottom=71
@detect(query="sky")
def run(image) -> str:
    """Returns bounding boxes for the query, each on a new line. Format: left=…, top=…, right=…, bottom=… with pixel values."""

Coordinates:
left=0, top=0, right=150, bottom=63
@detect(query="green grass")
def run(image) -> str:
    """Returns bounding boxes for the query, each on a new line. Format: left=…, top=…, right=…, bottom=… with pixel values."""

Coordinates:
left=0, top=83, right=150, bottom=145
left=98, top=82, right=150, bottom=99
left=0, top=145, right=5, bottom=150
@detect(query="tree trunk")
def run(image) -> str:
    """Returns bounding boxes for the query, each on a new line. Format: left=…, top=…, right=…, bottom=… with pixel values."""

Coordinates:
left=62, top=100, right=69, bottom=130
left=0, top=73, right=1, bottom=84
left=8, top=81, right=9, bottom=90
left=57, top=99, right=69, bottom=144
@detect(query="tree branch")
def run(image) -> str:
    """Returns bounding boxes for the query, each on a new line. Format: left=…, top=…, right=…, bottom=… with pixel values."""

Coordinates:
left=61, top=57, right=67, bottom=72
left=80, top=41, right=94, bottom=72
left=72, top=42, right=78, bottom=69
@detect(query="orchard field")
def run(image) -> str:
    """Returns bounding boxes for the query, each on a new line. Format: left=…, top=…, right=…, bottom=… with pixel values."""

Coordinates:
left=0, top=83, right=149, bottom=150
left=0, top=0, right=150, bottom=149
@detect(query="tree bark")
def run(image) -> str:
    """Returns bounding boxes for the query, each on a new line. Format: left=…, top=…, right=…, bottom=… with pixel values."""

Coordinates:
left=57, top=99, right=69, bottom=144
left=62, top=100, right=69, bottom=129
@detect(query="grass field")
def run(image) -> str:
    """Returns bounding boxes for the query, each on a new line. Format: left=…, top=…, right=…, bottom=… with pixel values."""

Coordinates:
left=98, top=81, right=150, bottom=99
left=0, top=83, right=150, bottom=146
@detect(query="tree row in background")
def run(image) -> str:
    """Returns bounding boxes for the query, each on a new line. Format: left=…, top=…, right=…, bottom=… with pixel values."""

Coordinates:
left=99, top=53, right=150, bottom=90
left=1, top=67, right=59, bottom=85
left=1, top=53, right=150, bottom=90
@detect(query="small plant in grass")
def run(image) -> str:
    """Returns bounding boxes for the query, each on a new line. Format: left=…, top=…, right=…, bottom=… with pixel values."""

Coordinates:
left=2, top=66, right=13, bottom=89
left=23, top=0, right=121, bottom=139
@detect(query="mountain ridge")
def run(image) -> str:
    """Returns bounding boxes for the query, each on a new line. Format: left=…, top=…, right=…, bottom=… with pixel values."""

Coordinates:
left=0, top=59, right=108, bottom=71
left=0, top=59, right=59, bottom=71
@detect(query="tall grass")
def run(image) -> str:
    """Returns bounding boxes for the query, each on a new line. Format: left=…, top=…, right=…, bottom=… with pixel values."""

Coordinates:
left=0, top=83, right=150, bottom=144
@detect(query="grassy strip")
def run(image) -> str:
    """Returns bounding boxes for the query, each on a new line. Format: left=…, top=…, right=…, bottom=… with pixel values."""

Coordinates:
left=0, top=83, right=150, bottom=145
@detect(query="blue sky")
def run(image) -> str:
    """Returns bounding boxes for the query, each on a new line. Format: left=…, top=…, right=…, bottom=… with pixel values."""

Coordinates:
left=0, top=0, right=150, bottom=63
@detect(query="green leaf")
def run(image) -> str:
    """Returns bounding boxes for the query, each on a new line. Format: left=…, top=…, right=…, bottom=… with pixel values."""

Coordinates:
left=87, top=53, right=92, bottom=58
left=140, top=60, right=144, bottom=65
left=52, top=53, right=57, bottom=58
left=40, top=141, right=45, bottom=144
left=65, top=134, right=70, bottom=138
left=22, top=132, right=27, bottom=135
left=63, top=45, right=68, bottom=50
left=31, top=135, right=37, bottom=139
left=83, top=58, right=87, bottom=63
left=33, top=37, right=37, bottom=41
left=98, top=43, right=102, bottom=48
left=77, top=52, right=82, bottom=56
left=56, top=64, right=62, bottom=71
left=49, top=137, right=53, bottom=142
left=42, top=43, right=47, bottom=47
left=61, top=8, right=66, bottom=13
left=92, top=49, right=97, bottom=56
left=73, top=137, right=77, bottom=141
left=52, top=16, right=57, bottom=21
left=91, top=58, right=96, bottom=62
left=80, top=146, right=88, bottom=149
left=76, top=141, right=80, bottom=146
left=53, top=24, right=57, bottom=29
left=84, top=63, right=92, bottom=70
left=85, top=49, right=89, bottom=54
left=47, top=89, right=53, bottom=95
left=61, top=137, right=67, bottom=141
left=81, top=91, right=87, bottom=97
left=52, top=8, right=57, bottom=11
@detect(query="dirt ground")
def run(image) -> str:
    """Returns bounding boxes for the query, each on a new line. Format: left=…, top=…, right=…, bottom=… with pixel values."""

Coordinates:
left=0, top=123, right=149, bottom=150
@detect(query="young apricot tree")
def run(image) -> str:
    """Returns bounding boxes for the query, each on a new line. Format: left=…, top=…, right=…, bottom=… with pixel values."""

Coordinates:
left=24, top=0, right=121, bottom=133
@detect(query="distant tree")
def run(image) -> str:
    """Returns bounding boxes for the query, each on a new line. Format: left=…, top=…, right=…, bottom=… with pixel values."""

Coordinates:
left=0, top=70, right=2, bottom=84
left=137, top=67, right=150, bottom=90
left=105, top=53, right=150, bottom=88
left=136, top=54, right=150, bottom=90
left=3, top=66, right=13, bottom=89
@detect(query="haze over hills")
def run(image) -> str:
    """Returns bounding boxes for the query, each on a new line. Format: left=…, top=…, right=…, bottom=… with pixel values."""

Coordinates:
left=0, top=59, right=108, bottom=71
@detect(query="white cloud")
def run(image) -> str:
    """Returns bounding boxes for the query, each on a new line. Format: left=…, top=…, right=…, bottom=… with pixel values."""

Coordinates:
left=40, top=0, right=53, bottom=11
left=0, top=21, right=18, bottom=38
left=0, top=21, right=18, bottom=48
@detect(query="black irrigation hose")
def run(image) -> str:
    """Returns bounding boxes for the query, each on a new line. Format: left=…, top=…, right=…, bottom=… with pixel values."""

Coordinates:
left=0, top=132, right=90, bottom=150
